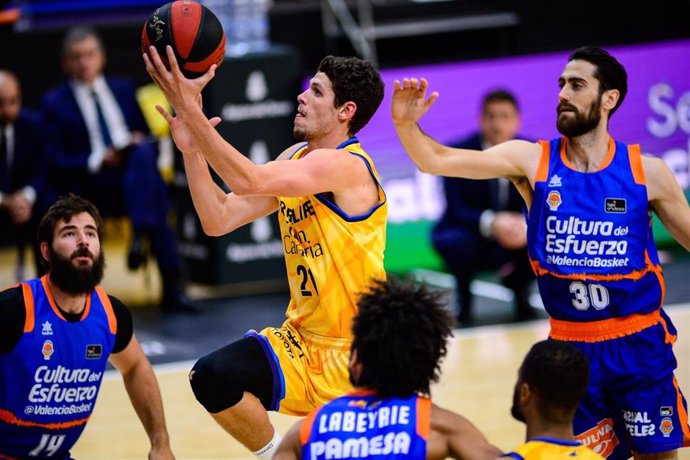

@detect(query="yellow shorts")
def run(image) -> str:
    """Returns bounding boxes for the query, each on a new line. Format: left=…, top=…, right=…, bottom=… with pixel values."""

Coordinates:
left=245, top=322, right=352, bottom=416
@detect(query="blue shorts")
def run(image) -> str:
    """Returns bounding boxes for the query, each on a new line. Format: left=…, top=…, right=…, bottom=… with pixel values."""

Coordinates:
left=550, top=310, right=690, bottom=459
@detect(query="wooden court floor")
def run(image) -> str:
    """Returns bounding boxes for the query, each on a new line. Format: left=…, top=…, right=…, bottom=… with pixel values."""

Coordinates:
left=72, top=305, right=690, bottom=459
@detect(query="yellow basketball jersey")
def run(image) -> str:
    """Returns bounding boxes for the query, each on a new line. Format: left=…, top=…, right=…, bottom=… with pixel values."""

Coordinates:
left=277, top=138, right=387, bottom=340
left=504, top=439, right=605, bottom=460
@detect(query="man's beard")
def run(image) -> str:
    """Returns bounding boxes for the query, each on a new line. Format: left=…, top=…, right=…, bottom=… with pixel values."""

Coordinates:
left=47, top=245, right=105, bottom=295
left=510, top=383, right=526, bottom=423
left=557, top=97, right=602, bottom=137
left=293, top=125, right=309, bottom=141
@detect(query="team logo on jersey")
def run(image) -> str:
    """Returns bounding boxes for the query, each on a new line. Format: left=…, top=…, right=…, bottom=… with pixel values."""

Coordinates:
left=659, top=417, right=674, bottom=437
left=576, top=418, right=619, bottom=458
left=605, top=198, right=626, bottom=213
left=547, top=190, right=562, bottom=211
left=548, top=174, right=563, bottom=187
left=86, top=344, right=102, bottom=359
left=41, top=321, right=53, bottom=336
left=660, top=406, right=673, bottom=416
left=42, top=340, right=54, bottom=361
left=348, top=399, right=368, bottom=409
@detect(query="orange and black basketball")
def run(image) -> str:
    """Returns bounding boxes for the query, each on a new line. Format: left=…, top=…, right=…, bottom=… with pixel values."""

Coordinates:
left=142, top=1, right=225, bottom=78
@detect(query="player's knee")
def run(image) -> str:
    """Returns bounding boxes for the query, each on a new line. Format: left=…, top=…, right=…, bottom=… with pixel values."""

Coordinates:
left=189, top=354, right=243, bottom=413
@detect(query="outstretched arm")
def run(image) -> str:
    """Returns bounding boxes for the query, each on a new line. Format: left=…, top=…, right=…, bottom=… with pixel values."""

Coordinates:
left=109, top=335, right=174, bottom=460
left=645, top=156, right=690, bottom=251
left=273, top=420, right=302, bottom=460
left=391, top=78, right=538, bottom=181
left=144, top=47, right=374, bottom=202
left=428, top=405, right=503, bottom=460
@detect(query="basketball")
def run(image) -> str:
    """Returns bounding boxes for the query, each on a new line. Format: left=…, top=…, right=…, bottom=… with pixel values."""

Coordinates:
left=142, top=1, right=226, bottom=78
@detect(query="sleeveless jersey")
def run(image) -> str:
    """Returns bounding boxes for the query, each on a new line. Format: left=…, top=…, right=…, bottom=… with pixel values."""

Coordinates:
left=527, top=137, right=664, bottom=321
left=278, top=137, right=387, bottom=339
left=300, top=390, right=430, bottom=460
left=503, top=438, right=605, bottom=460
left=0, top=276, right=117, bottom=459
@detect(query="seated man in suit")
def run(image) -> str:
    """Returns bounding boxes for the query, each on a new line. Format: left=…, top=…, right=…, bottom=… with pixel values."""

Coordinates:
left=431, top=90, right=535, bottom=326
left=0, top=69, right=49, bottom=280
left=41, top=27, right=197, bottom=313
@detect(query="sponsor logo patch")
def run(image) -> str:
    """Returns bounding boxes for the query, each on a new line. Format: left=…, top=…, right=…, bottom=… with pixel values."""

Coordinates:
left=576, top=418, right=620, bottom=458
left=85, top=344, right=102, bottom=359
left=605, top=198, right=626, bottom=213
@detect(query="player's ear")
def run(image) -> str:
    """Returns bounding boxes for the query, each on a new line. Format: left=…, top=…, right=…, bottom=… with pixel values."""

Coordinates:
left=338, top=101, right=357, bottom=122
left=40, top=242, right=50, bottom=264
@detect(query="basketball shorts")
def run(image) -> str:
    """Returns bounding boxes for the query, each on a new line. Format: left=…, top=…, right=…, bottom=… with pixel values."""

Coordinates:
left=245, top=323, right=352, bottom=416
left=551, top=310, right=690, bottom=459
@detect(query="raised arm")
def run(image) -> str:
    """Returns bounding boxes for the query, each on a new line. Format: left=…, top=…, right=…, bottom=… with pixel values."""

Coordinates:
left=391, top=78, right=538, bottom=181
left=109, top=335, right=174, bottom=460
left=645, top=156, right=690, bottom=251
left=144, top=47, right=374, bottom=202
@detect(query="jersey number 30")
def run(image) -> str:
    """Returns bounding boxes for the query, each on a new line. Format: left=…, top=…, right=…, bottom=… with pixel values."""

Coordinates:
left=569, top=282, right=610, bottom=310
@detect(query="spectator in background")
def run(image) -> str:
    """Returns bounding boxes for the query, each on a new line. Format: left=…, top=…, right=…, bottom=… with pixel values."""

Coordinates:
left=273, top=278, right=502, bottom=460
left=0, top=194, right=174, bottom=459
left=41, top=26, right=197, bottom=313
left=505, top=340, right=603, bottom=460
left=0, top=69, right=50, bottom=280
left=431, top=90, right=535, bottom=326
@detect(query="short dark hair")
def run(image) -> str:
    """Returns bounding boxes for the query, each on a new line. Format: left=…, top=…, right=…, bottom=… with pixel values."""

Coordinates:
left=62, top=26, right=104, bottom=57
left=482, top=89, right=519, bottom=113
left=568, top=46, right=627, bottom=117
left=351, top=277, right=452, bottom=397
left=317, top=56, right=384, bottom=136
left=38, top=194, right=104, bottom=247
left=520, top=340, right=589, bottom=423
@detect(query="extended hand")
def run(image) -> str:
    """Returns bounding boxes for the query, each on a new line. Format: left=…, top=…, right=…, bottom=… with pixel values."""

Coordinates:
left=391, top=78, right=439, bottom=126
left=143, top=45, right=215, bottom=114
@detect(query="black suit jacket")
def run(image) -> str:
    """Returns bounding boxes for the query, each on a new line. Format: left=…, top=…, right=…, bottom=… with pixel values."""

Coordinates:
left=434, top=132, right=524, bottom=236
left=40, top=77, right=150, bottom=195
left=2, top=109, right=48, bottom=200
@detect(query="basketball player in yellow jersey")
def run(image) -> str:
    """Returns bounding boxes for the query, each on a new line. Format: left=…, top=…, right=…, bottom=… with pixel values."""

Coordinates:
left=144, top=50, right=386, bottom=459
left=504, top=340, right=604, bottom=460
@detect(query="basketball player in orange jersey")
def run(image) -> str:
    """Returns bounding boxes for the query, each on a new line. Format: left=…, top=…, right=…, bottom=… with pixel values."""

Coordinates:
left=144, top=48, right=386, bottom=459
left=391, top=47, right=690, bottom=459
left=273, top=278, right=502, bottom=460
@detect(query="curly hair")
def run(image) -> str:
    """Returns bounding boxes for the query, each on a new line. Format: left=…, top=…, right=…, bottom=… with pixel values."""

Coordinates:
left=317, top=55, right=384, bottom=136
left=351, top=277, right=452, bottom=397
left=521, top=340, right=590, bottom=423
left=38, top=193, right=104, bottom=246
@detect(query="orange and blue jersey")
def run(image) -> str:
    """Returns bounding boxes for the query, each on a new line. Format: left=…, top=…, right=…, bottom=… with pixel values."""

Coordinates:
left=503, top=437, right=605, bottom=460
left=528, top=137, right=664, bottom=322
left=277, top=136, right=387, bottom=339
left=0, top=277, right=116, bottom=459
left=527, top=138, right=690, bottom=459
left=299, top=390, right=430, bottom=459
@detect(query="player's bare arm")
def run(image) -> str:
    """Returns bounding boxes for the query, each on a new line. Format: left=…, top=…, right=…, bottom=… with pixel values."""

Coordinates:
left=428, top=405, right=502, bottom=460
left=109, top=335, right=174, bottom=460
left=391, top=78, right=539, bottom=182
left=644, top=155, right=690, bottom=251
